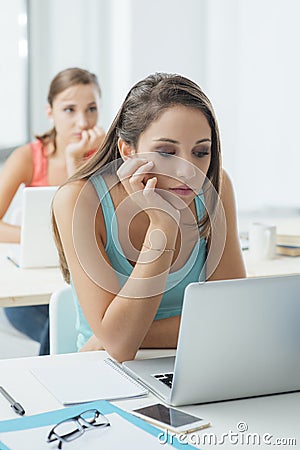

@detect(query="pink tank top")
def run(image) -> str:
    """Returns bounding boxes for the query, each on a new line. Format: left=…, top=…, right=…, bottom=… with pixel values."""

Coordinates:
left=29, top=140, right=97, bottom=187
left=29, top=140, right=48, bottom=186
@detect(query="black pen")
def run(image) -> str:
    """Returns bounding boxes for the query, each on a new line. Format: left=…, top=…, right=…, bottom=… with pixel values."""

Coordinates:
left=0, top=386, right=25, bottom=416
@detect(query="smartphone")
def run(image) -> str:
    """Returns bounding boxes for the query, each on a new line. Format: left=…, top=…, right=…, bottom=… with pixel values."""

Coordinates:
left=132, top=403, right=211, bottom=433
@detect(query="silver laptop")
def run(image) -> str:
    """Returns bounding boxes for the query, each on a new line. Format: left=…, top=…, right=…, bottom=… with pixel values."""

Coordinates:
left=8, top=187, right=59, bottom=268
left=123, top=275, right=300, bottom=406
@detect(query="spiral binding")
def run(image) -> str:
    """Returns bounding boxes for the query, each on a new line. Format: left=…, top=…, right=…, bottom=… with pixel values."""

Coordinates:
left=104, top=358, right=148, bottom=394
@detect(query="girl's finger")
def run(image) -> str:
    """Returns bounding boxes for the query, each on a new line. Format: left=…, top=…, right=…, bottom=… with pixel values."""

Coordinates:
left=87, top=128, right=97, bottom=142
left=129, top=162, right=154, bottom=190
left=143, top=176, right=157, bottom=193
left=131, top=161, right=154, bottom=177
left=117, top=158, right=149, bottom=181
left=80, top=130, right=89, bottom=143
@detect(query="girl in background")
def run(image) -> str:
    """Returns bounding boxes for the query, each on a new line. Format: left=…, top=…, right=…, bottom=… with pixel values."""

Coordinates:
left=0, top=67, right=105, bottom=354
left=53, top=72, right=246, bottom=362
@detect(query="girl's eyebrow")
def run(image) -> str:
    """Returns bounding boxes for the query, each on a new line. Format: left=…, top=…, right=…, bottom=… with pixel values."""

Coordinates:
left=195, top=139, right=211, bottom=144
left=153, top=138, right=212, bottom=144
left=61, top=101, right=97, bottom=107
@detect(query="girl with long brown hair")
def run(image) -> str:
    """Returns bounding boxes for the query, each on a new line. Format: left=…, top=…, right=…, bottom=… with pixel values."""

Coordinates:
left=53, top=72, right=246, bottom=362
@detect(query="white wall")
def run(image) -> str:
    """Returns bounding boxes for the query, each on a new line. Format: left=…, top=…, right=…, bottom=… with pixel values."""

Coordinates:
left=29, top=0, right=112, bottom=133
left=29, top=0, right=206, bottom=133
left=27, top=0, right=300, bottom=214
left=129, top=0, right=206, bottom=84
left=204, top=0, right=300, bottom=212
left=0, top=0, right=28, bottom=148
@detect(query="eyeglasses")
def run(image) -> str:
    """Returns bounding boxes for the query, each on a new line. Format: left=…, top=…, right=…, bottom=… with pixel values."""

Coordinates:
left=46, top=408, right=110, bottom=448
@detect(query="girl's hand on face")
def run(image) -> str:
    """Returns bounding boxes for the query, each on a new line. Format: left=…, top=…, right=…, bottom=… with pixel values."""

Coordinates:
left=117, top=157, right=180, bottom=227
left=66, top=125, right=106, bottom=160
left=82, top=125, right=106, bottom=153
left=65, top=125, right=106, bottom=175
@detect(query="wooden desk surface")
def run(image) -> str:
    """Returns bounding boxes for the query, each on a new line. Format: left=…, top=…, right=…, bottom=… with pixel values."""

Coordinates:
left=0, top=243, right=66, bottom=307
left=0, top=351, right=299, bottom=449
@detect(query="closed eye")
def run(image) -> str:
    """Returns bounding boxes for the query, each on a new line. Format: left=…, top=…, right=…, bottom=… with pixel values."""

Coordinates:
left=193, top=150, right=210, bottom=158
left=192, top=145, right=211, bottom=158
left=155, top=146, right=176, bottom=157
left=157, top=151, right=176, bottom=157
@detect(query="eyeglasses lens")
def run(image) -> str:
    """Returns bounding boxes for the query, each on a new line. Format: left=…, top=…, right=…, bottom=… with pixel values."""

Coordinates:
left=54, top=418, right=84, bottom=442
left=47, top=409, right=110, bottom=448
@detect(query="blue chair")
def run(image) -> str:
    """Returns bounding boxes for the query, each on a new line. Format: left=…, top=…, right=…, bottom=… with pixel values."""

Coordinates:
left=49, top=285, right=78, bottom=354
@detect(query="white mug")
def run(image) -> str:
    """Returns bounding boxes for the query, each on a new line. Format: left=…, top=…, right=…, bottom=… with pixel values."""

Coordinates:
left=249, top=222, right=277, bottom=260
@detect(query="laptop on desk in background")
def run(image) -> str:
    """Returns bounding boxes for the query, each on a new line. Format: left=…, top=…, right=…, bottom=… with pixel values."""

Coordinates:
left=122, top=275, right=300, bottom=406
left=8, top=186, right=59, bottom=268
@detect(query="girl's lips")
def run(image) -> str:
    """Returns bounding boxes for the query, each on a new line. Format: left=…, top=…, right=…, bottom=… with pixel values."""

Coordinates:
left=170, top=186, right=194, bottom=196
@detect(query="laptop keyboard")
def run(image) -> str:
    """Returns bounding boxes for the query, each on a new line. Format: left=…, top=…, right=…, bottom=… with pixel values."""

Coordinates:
left=154, top=373, right=174, bottom=388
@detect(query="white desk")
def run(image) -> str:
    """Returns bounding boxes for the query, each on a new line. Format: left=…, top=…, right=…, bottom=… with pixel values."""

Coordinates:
left=1, top=241, right=299, bottom=309
left=240, top=216, right=300, bottom=277
left=0, top=351, right=299, bottom=449
left=0, top=244, right=65, bottom=307
left=243, top=250, right=300, bottom=277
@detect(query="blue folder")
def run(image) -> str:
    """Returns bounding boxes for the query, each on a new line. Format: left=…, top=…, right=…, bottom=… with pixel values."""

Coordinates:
left=0, top=400, right=199, bottom=449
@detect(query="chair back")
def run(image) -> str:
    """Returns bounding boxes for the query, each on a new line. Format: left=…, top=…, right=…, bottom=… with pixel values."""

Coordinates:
left=49, top=285, right=78, bottom=354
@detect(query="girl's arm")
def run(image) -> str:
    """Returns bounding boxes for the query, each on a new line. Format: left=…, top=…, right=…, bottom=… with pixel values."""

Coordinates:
left=0, top=145, right=33, bottom=242
left=207, top=170, right=246, bottom=281
left=53, top=178, right=179, bottom=362
left=80, top=315, right=181, bottom=352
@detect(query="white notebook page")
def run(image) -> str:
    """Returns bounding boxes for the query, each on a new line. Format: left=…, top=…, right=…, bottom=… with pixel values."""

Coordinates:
left=31, top=358, right=148, bottom=404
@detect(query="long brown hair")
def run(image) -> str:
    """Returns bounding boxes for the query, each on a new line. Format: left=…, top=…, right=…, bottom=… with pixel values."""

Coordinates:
left=35, top=67, right=101, bottom=154
left=53, top=72, right=222, bottom=282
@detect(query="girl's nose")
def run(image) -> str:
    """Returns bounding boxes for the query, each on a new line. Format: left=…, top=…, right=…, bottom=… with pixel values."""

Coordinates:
left=77, top=113, right=89, bottom=129
left=174, top=158, right=196, bottom=180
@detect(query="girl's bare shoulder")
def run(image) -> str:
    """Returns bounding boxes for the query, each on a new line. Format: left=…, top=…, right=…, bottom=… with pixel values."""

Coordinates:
left=5, top=143, right=32, bottom=164
left=53, top=179, right=100, bottom=215
left=1, top=143, right=34, bottom=185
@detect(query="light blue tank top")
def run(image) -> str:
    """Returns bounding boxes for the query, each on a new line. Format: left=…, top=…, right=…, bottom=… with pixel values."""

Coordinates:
left=73, top=175, right=207, bottom=349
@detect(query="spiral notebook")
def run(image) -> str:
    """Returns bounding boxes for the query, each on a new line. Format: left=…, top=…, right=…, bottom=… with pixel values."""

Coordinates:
left=31, top=358, right=148, bottom=405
